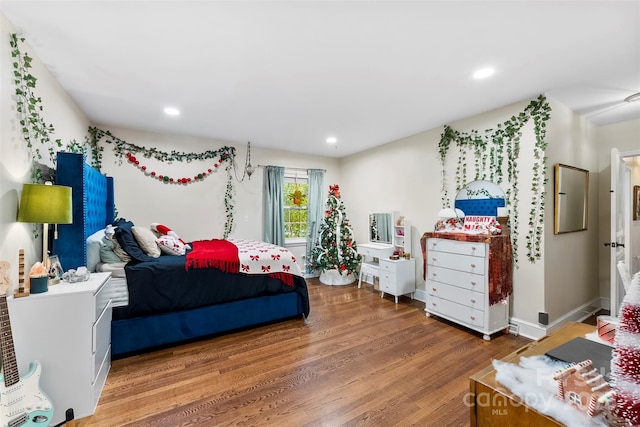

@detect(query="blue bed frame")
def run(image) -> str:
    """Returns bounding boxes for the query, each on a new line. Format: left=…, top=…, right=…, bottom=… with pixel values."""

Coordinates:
left=53, top=152, right=307, bottom=357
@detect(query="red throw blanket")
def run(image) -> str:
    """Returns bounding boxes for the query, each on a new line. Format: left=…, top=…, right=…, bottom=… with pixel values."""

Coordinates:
left=186, top=239, right=300, bottom=286
left=186, top=239, right=239, bottom=272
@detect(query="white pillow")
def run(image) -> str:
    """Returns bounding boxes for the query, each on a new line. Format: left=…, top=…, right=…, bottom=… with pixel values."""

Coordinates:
left=86, top=229, right=106, bottom=272
left=131, top=226, right=161, bottom=258
left=156, top=235, right=187, bottom=256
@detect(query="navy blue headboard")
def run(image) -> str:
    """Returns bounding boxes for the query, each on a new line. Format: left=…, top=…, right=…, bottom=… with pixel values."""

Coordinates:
left=52, top=153, right=114, bottom=271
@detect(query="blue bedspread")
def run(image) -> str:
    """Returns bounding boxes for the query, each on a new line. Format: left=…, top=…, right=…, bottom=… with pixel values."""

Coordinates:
left=112, top=254, right=310, bottom=320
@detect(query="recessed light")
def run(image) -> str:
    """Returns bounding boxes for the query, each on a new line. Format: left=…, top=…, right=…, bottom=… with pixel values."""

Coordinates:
left=164, top=107, right=180, bottom=116
left=473, top=67, right=495, bottom=80
left=326, top=137, right=337, bottom=144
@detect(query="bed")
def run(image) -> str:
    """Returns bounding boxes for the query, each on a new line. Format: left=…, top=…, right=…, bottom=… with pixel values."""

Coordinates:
left=52, top=152, right=310, bottom=357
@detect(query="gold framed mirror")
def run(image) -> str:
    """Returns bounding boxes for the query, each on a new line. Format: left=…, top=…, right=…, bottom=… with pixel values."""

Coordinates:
left=554, top=163, right=589, bottom=234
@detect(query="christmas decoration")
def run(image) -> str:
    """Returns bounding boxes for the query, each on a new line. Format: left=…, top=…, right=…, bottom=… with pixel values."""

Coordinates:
left=311, top=184, right=359, bottom=285
left=609, top=272, right=640, bottom=425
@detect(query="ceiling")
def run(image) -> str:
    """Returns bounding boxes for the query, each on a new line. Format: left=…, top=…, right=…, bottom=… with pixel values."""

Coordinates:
left=2, top=1, right=639, bottom=158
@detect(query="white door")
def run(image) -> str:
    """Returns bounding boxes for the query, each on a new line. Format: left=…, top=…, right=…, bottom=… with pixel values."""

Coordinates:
left=609, top=148, right=630, bottom=316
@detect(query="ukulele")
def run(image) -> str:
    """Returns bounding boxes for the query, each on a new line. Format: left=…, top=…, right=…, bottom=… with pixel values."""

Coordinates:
left=0, top=285, right=53, bottom=426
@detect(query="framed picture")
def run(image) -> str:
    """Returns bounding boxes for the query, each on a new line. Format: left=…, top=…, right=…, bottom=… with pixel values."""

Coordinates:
left=48, top=255, right=63, bottom=284
left=634, top=186, right=640, bottom=221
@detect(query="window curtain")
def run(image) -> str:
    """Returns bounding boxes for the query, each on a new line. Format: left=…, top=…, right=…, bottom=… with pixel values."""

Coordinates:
left=306, top=169, right=325, bottom=275
left=263, top=166, right=285, bottom=246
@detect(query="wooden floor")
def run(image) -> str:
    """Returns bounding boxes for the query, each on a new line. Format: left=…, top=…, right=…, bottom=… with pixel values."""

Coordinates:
left=77, top=278, right=532, bottom=427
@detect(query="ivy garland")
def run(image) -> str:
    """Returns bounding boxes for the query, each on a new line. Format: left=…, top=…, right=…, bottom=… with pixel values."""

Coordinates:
left=438, top=95, right=551, bottom=263
left=10, top=33, right=62, bottom=183
left=89, top=127, right=237, bottom=238
left=9, top=34, right=239, bottom=238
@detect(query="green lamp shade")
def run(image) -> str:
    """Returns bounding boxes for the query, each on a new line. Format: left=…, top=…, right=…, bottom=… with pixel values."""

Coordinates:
left=18, top=183, right=73, bottom=224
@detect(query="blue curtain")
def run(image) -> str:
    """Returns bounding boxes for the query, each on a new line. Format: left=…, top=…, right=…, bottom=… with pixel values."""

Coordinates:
left=263, top=166, right=285, bottom=245
left=306, top=169, right=325, bottom=274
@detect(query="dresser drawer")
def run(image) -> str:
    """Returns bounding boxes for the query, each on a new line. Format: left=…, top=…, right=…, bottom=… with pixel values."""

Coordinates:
left=92, top=299, right=112, bottom=376
left=427, top=238, right=486, bottom=257
left=379, top=272, right=396, bottom=291
left=426, top=295, right=484, bottom=328
left=427, top=280, right=484, bottom=310
left=427, top=251, right=486, bottom=275
left=426, top=265, right=485, bottom=294
left=358, top=244, right=394, bottom=259
left=94, top=277, right=113, bottom=321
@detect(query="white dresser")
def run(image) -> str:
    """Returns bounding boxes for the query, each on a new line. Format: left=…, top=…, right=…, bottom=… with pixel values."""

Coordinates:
left=379, top=258, right=415, bottom=303
left=424, top=235, right=511, bottom=340
left=9, top=272, right=112, bottom=425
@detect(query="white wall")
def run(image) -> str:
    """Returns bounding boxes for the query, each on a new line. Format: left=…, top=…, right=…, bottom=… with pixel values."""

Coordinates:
left=96, top=125, right=340, bottom=242
left=0, top=14, right=91, bottom=281
left=340, top=96, right=608, bottom=334
left=596, top=119, right=640, bottom=298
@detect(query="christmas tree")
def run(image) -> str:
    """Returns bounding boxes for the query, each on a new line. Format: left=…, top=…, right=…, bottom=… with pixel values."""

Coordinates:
left=609, top=273, right=640, bottom=425
left=311, top=184, right=360, bottom=285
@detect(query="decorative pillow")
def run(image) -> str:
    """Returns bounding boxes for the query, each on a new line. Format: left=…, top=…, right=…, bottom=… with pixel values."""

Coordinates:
left=156, top=235, right=187, bottom=256
left=113, top=219, right=156, bottom=262
left=151, top=223, right=190, bottom=248
left=112, top=238, right=132, bottom=263
left=132, top=226, right=161, bottom=258
left=86, top=229, right=106, bottom=272
left=100, top=236, right=123, bottom=264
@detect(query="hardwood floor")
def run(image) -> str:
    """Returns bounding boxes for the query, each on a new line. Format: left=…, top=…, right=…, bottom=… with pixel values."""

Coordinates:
left=78, top=279, right=532, bottom=426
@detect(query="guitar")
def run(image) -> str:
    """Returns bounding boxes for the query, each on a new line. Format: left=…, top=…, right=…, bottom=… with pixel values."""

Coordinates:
left=0, top=286, right=53, bottom=426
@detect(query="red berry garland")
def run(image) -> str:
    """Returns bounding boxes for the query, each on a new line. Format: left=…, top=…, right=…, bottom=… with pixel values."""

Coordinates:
left=126, top=152, right=223, bottom=184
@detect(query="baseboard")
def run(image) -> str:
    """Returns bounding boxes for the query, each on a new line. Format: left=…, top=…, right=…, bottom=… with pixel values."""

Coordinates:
left=509, top=296, right=606, bottom=340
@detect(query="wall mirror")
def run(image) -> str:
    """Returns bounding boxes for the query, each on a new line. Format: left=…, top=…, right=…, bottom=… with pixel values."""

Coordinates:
left=554, top=163, right=589, bottom=234
left=369, top=213, right=392, bottom=244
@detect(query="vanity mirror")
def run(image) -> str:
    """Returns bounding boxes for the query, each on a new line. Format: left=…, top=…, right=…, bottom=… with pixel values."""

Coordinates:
left=554, top=163, right=589, bottom=234
left=369, top=212, right=392, bottom=244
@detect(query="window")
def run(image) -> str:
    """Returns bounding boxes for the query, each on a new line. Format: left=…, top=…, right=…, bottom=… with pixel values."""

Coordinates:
left=284, top=170, right=308, bottom=241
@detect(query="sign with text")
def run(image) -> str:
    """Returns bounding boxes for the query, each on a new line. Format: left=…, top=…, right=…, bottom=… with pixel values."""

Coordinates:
left=463, top=215, right=497, bottom=233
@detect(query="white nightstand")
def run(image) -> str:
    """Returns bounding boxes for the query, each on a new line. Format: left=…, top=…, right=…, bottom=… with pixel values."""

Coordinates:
left=379, top=258, right=415, bottom=303
left=8, top=272, right=112, bottom=425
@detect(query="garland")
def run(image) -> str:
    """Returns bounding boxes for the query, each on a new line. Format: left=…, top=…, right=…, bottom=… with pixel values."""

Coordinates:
left=9, top=33, right=239, bottom=238
left=89, top=128, right=237, bottom=238
left=438, top=95, right=551, bottom=263
left=10, top=33, right=62, bottom=183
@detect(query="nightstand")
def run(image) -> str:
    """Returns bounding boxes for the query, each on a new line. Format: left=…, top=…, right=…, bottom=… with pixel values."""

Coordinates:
left=379, top=258, right=415, bottom=303
left=8, top=272, right=112, bottom=426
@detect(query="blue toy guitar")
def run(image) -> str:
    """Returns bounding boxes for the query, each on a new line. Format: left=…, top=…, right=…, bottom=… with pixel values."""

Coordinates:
left=0, top=289, right=53, bottom=426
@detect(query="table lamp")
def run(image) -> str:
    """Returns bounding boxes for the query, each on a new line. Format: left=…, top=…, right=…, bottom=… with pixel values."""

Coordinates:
left=17, top=182, right=73, bottom=267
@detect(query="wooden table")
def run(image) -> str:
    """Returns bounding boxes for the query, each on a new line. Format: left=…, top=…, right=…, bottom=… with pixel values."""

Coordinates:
left=469, top=322, right=596, bottom=426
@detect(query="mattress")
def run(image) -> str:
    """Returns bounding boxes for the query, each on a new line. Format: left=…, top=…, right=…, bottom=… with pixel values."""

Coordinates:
left=96, top=262, right=129, bottom=307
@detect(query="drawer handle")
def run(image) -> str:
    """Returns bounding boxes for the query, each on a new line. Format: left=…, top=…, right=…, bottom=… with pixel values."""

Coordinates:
left=470, top=263, right=476, bottom=268
left=431, top=272, right=437, bottom=277
left=432, top=257, right=437, bottom=262
left=470, top=299, right=476, bottom=304
left=471, top=246, right=476, bottom=251
left=432, top=288, right=437, bottom=292
left=470, top=316, right=475, bottom=320
left=470, top=281, right=477, bottom=286
left=432, top=302, right=437, bottom=306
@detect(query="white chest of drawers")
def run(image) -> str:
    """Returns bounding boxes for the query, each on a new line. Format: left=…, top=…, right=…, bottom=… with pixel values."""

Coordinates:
left=379, top=258, right=416, bottom=303
left=8, top=272, right=113, bottom=425
left=424, top=236, right=509, bottom=340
